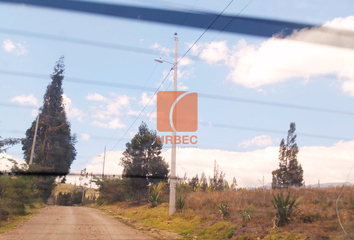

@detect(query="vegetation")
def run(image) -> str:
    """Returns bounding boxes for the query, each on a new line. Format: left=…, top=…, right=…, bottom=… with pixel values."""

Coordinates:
left=97, top=186, right=354, bottom=239
left=0, top=174, right=46, bottom=227
left=218, top=203, right=230, bottom=219
left=176, top=196, right=186, bottom=212
left=57, top=191, right=82, bottom=206
left=148, top=192, right=160, bottom=207
left=237, top=204, right=253, bottom=222
left=272, top=191, right=302, bottom=227
left=21, top=56, right=77, bottom=176
left=120, top=122, right=169, bottom=202
left=272, top=122, right=304, bottom=189
left=0, top=56, right=77, bottom=230
left=94, top=177, right=131, bottom=204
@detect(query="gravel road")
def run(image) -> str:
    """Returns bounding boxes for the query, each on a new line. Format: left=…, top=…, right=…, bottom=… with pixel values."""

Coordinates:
left=1, top=206, right=154, bottom=240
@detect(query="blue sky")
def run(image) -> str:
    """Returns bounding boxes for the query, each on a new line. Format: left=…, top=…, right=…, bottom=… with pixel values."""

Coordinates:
left=1, top=0, right=354, bottom=187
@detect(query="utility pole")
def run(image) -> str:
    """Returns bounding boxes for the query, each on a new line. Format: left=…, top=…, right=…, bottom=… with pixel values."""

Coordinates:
left=102, top=145, right=106, bottom=178
left=82, top=186, right=85, bottom=203
left=169, top=32, right=178, bottom=215
left=29, top=113, right=40, bottom=164
left=90, top=172, right=92, bottom=189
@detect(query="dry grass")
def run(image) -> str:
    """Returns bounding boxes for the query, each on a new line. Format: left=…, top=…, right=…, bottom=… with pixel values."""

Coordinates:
left=99, top=187, right=354, bottom=239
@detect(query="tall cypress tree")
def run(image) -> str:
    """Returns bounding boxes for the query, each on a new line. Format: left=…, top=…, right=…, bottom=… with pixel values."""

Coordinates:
left=272, top=122, right=303, bottom=189
left=22, top=56, right=77, bottom=175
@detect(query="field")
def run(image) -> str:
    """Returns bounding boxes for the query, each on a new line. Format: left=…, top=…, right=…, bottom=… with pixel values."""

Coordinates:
left=97, top=186, right=354, bottom=239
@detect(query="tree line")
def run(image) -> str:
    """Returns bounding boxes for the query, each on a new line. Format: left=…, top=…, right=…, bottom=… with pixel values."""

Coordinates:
left=1, top=56, right=304, bottom=215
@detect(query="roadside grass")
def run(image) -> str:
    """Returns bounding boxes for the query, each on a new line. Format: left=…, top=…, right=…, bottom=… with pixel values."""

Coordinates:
left=0, top=203, right=46, bottom=234
left=98, top=187, right=354, bottom=239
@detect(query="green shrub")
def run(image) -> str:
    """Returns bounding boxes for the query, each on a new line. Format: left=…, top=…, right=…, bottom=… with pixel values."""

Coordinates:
left=148, top=192, right=160, bottom=207
left=125, top=195, right=135, bottom=202
left=0, top=174, right=42, bottom=221
left=218, top=203, right=230, bottom=219
left=272, top=191, right=302, bottom=227
left=57, top=192, right=72, bottom=206
left=94, top=177, right=131, bottom=204
left=238, top=204, right=254, bottom=222
left=176, top=196, right=186, bottom=212
left=96, top=196, right=104, bottom=206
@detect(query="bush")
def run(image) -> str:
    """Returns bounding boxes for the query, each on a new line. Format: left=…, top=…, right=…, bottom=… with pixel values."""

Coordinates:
left=0, top=174, right=42, bottom=221
left=272, top=191, right=302, bottom=227
left=57, top=192, right=72, bottom=206
left=218, top=203, right=230, bottom=219
left=176, top=196, right=186, bottom=212
left=238, top=204, right=254, bottom=222
left=148, top=192, right=160, bottom=207
left=94, top=177, right=131, bottom=204
left=96, top=196, right=104, bottom=206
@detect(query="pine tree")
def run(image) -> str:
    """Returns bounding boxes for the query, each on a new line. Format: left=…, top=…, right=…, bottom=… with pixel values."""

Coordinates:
left=272, top=122, right=303, bottom=189
left=120, top=122, right=169, bottom=201
left=188, top=174, right=199, bottom=190
left=22, top=56, right=77, bottom=175
left=200, top=172, right=208, bottom=191
left=209, top=160, right=227, bottom=191
left=231, top=177, right=237, bottom=191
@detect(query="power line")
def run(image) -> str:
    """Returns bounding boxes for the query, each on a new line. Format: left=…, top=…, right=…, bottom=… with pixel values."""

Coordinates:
left=0, top=27, right=170, bottom=57
left=179, top=0, right=254, bottom=73
left=103, top=0, right=199, bottom=146
left=106, top=68, right=173, bottom=155
left=177, top=0, right=234, bottom=65
left=2, top=70, right=354, bottom=117
left=3, top=0, right=353, bottom=50
left=198, top=121, right=353, bottom=141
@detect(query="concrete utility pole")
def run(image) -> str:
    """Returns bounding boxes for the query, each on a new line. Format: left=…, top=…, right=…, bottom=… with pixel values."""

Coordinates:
left=29, top=113, right=40, bottom=164
left=169, top=32, right=178, bottom=215
left=102, top=145, right=106, bottom=178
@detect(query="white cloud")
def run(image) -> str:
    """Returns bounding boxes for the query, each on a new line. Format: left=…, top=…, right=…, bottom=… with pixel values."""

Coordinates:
left=86, top=93, right=107, bottom=102
left=190, top=41, right=229, bottom=65
left=108, top=119, right=126, bottom=129
left=91, top=119, right=126, bottom=130
left=106, top=94, right=130, bottom=113
left=92, top=121, right=107, bottom=129
left=87, top=93, right=132, bottom=130
left=2, top=39, right=28, bottom=55
left=85, top=150, right=124, bottom=175
left=193, top=16, right=354, bottom=96
left=62, top=94, right=84, bottom=120
left=239, top=135, right=273, bottom=148
left=0, top=153, right=26, bottom=172
left=179, top=57, right=193, bottom=67
left=10, top=94, right=39, bottom=107
left=83, top=140, right=354, bottom=187
left=2, top=39, right=15, bottom=52
left=161, top=68, right=192, bottom=91
left=16, top=43, right=28, bottom=55
left=80, top=133, right=90, bottom=140
left=150, top=42, right=171, bottom=57
left=139, top=92, right=156, bottom=106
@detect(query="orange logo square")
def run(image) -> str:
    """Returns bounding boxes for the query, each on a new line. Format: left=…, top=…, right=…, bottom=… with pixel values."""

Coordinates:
left=157, top=91, right=198, bottom=132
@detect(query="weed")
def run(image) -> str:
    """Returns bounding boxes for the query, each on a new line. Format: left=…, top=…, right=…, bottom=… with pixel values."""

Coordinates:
left=218, top=203, right=230, bottom=219
left=148, top=193, right=160, bottom=207
left=125, top=195, right=135, bottom=202
left=272, top=191, right=302, bottom=227
left=237, top=204, right=254, bottom=222
left=176, top=196, right=186, bottom=212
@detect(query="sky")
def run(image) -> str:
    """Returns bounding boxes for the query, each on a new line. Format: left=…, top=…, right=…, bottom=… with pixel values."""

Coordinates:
left=1, top=0, right=354, bottom=188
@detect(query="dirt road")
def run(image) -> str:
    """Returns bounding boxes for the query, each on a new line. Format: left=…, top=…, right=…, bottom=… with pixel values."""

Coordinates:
left=1, top=206, right=154, bottom=240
